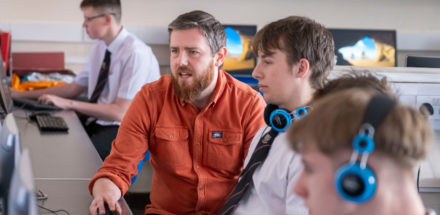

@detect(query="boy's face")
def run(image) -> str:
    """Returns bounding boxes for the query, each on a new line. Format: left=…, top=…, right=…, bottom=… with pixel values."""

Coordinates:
left=82, top=7, right=108, bottom=40
left=252, top=49, right=299, bottom=108
left=169, top=28, right=219, bottom=100
left=294, top=145, right=356, bottom=215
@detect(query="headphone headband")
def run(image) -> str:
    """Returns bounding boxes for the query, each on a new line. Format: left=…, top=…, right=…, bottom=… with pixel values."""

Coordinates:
left=335, top=94, right=396, bottom=203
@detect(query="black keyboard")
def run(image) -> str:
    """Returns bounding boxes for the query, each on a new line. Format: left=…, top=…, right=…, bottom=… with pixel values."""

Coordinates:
left=35, top=115, right=69, bottom=132
left=13, top=97, right=60, bottom=111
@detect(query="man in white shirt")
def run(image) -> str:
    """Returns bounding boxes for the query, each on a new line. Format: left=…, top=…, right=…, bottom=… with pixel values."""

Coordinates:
left=219, top=16, right=334, bottom=215
left=12, top=0, right=160, bottom=159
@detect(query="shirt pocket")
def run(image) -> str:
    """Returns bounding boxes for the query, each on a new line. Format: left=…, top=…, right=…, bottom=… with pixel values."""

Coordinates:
left=203, top=129, right=243, bottom=175
left=151, top=127, right=191, bottom=169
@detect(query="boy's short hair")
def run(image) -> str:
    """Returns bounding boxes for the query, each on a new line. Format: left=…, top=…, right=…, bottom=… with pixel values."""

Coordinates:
left=168, top=10, right=226, bottom=56
left=80, top=0, right=122, bottom=23
left=288, top=88, right=432, bottom=169
left=252, top=16, right=335, bottom=89
left=313, top=71, right=393, bottom=101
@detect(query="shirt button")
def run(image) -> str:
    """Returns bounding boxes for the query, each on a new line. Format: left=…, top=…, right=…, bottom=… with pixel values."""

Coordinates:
left=222, top=138, right=227, bottom=142
left=195, top=142, right=200, bottom=146
left=199, top=186, right=204, bottom=190
left=170, top=134, right=174, bottom=139
left=196, top=164, right=200, bottom=169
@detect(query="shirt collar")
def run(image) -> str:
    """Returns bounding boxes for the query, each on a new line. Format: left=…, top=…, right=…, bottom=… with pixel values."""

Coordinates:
left=106, top=27, right=128, bottom=54
left=426, top=209, right=437, bottom=215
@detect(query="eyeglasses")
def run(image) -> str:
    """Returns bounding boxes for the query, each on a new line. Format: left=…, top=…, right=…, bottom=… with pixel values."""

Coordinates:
left=84, top=13, right=116, bottom=22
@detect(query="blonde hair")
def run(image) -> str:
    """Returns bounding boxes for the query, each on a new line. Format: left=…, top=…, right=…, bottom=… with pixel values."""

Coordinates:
left=288, top=89, right=432, bottom=168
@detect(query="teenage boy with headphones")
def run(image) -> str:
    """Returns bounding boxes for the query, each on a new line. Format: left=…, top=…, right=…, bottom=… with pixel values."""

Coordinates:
left=288, top=88, right=435, bottom=215
left=218, top=16, right=334, bottom=215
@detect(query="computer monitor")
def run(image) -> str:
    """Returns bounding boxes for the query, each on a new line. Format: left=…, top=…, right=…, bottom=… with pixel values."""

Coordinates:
left=0, top=52, right=13, bottom=117
left=329, top=29, right=397, bottom=67
left=0, top=113, right=20, bottom=212
left=406, top=56, right=440, bottom=68
left=222, top=25, right=257, bottom=75
left=8, top=149, right=38, bottom=215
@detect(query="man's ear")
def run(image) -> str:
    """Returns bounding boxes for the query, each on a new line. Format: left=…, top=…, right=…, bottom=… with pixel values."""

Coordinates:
left=296, top=58, right=310, bottom=78
left=214, top=46, right=228, bottom=67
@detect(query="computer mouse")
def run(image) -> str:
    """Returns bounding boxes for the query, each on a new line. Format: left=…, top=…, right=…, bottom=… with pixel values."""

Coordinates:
left=97, top=202, right=114, bottom=215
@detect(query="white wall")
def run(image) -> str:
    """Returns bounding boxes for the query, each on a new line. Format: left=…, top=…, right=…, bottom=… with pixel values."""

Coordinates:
left=1, top=0, right=440, bottom=73
left=2, top=0, right=440, bottom=31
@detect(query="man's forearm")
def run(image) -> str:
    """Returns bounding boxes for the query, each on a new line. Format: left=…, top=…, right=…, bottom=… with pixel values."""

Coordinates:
left=15, top=83, right=85, bottom=99
left=68, top=98, right=131, bottom=122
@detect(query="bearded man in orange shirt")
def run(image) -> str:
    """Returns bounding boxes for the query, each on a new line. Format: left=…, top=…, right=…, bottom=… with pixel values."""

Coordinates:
left=88, top=10, right=266, bottom=215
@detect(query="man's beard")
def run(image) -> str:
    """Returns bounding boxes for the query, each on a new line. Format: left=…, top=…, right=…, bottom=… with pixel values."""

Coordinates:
left=171, top=64, right=215, bottom=101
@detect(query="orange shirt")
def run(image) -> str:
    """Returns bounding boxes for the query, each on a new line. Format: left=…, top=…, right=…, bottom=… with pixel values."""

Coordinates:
left=89, top=71, right=266, bottom=214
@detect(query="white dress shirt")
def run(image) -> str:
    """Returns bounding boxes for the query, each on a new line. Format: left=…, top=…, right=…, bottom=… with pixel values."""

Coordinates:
left=233, top=125, right=308, bottom=215
left=75, top=28, right=160, bottom=125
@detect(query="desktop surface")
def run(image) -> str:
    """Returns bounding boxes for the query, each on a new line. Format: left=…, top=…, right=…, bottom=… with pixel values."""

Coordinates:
left=13, top=109, right=103, bottom=179
left=35, top=179, right=132, bottom=215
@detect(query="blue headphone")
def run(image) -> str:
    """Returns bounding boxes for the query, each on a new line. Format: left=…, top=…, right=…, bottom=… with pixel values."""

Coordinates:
left=335, top=94, right=396, bottom=203
left=263, top=104, right=310, bottom=132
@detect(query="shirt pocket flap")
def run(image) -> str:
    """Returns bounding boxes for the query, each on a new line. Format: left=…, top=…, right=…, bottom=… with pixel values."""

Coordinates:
left=208, top=129, right=242, bottom=145
left=155, top=127, right=188, bottom=141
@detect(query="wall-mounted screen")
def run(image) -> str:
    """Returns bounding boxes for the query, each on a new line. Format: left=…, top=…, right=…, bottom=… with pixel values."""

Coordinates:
left=329, top=29, right=397, bottom=67
left=222, top=25, right=257, bottom=75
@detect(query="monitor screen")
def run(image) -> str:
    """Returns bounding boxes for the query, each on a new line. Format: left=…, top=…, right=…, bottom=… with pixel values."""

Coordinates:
left=406, top=56, right=440, bottom=68
left=8, top=149, right=38, bottom=215
left=222, top=25, right=257, bottom=75
left=0, top=113, right=20, bottom=212
left=329, top=29, right=397, bottom=67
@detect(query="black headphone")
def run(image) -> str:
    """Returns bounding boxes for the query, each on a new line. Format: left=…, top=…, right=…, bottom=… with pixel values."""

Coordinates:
left=263, top=104, right=310, bottom=132
left=335, top=94, right=396, bottom=203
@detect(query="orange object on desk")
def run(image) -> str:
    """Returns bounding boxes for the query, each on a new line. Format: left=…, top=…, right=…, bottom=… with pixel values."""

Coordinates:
left=11, top=73, right=66, bottom=91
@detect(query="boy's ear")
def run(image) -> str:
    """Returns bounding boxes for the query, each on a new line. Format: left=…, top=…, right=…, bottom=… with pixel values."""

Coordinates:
left=105, top=13, right=113, bottom=24
left=296, top=58, right=310, bottom=78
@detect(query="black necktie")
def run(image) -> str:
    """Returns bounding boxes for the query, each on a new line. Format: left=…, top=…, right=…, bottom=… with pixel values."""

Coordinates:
left=218, top=128, right=279, bottom=215
left=89, top=50, right=111, bottom=103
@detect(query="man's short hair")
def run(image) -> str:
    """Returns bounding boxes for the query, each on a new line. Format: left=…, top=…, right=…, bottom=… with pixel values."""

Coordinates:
left=313, top=71, right=394, bottom=101
left=168, top=10, right=226, bottom=56
left=252, top=16, right=335, bottom=89
left=80, top=0, right=122, bottom=23
left=288, top=88, right=432, bottom=169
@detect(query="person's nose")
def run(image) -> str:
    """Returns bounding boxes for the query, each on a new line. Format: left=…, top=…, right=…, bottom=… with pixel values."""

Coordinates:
left=293, top=170, right=308, bottom=199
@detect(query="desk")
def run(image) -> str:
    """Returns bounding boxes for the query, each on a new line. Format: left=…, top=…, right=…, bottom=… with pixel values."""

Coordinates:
left=13, top=110, right=132, bottom=214
left=14, top=110, right=102, bottom=179
left=35, top=179, right=131, bottom=215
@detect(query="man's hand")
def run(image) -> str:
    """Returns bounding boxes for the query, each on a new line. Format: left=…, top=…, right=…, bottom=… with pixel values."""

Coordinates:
left=37, top=94, right=73, bottom=109
left=90, top=178, right=122, bottom=215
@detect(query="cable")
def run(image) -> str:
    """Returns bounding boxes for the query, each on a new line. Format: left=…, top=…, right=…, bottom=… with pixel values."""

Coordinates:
left=37, top=204, right=70, bottom=215
left=36, top=190, right=48, bottom=201
left=417, top=166, right=421, bottom=192
left=36, top=190, right=70, bottom=215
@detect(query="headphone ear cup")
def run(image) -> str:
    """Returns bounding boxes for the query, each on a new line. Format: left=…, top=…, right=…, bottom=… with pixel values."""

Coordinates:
left=335, top=163, right=376, bottom=203
left=269, top=109, right=292, bottom=132
left=264, top=104, right=279, bottom=126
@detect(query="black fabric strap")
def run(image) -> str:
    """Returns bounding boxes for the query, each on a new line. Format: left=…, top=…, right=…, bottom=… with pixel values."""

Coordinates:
left=362, top=94, right=396, bottom=129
